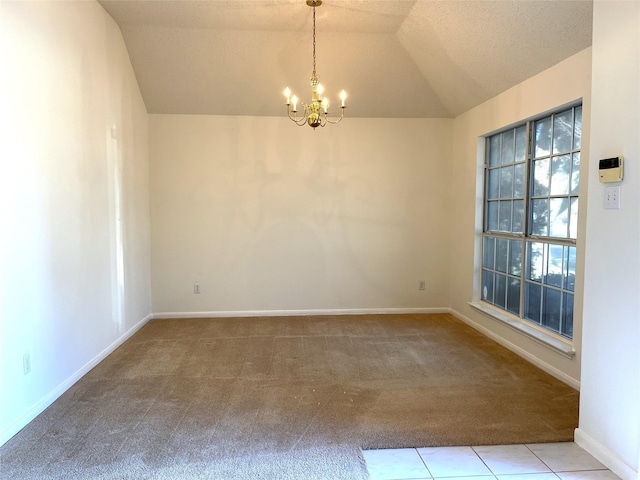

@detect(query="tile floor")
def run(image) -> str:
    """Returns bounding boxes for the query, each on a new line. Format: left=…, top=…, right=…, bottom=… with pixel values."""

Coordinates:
left=363, top=442, right=620, bottom=480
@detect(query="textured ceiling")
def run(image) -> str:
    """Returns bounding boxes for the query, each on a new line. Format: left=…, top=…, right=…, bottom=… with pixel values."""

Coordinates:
left=98, top=0, right=593, bottom=118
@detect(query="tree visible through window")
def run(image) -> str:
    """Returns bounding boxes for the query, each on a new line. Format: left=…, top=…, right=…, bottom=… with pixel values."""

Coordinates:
left=481, top=105, right=581, bottom=339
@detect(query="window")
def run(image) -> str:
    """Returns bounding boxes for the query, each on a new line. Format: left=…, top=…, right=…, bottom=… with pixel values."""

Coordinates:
left=481, top=105, right=581, bottom=340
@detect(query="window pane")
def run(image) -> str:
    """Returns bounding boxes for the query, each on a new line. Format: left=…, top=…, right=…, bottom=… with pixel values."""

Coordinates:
left=545, top=244, right=564, bottom=288
left=489, top=135, right=501, bottom=167
left=499, top=200, right=512, bottom=232
left=534, top=117, right=552, bottom=157
left=569, top=198, right=578, bottom=239
left=564, top=246, right=576, bottom=291
left=550, top=155, right=571, bottom=195
left=531, top=199, right=549, bottom=236
left=500, top=166, right=513, bottom=198
left=526, top=242, right=544, bottom=282
left=515, top=125, right=527, bottom=162
left=487, top=201, right=499, bottom=231
left=483, top=236, right=495, bottom=270
left=573, top=106, right=582, bottom=150
left=495, top=238, right=508, bottom=273
left=571, top=152, right=580, bottom=195
left=513, top=163, right=525, bottom=198
left=507, top=278, right=521, bottom=315
left=532, top=158, right=550, bottom=196
left=550, top=198, right=569, bottom=238
left=562, top=293, right=574, bottom=338
left=482, top=270, right=495, bottom=303
left=524, top=282, right=541, bottom=323
left=495, top=274, right=507, bottom=308
left=512, top=200, right=524, bottom=233
left=488, top=169, right=499, bottom=199
left=553, top=109, right=573, bottom=154
left=501, top=129, right=515, bottom=165
left=509, top=239, right=522, bottom=276
left=542, top=287, right=561, bottom=333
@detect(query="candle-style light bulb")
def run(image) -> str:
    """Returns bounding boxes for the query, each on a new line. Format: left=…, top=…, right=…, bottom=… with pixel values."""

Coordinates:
left=291, top=95, right=298, bottom=112
left=284, top=87, right=291, bottom=105
left=340, top=90, right=347, bottom=107
left=322, top=97, right=329, bottom=113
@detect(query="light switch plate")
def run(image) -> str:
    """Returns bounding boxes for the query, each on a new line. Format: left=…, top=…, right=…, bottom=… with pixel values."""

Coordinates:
left=604, top=186, right=621, bottom=209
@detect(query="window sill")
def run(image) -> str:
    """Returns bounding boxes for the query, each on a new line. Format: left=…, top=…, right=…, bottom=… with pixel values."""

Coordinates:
left=468, top=302, right=576, bottom=358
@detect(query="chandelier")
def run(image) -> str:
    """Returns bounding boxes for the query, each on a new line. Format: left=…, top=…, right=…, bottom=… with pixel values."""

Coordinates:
left=283, top=0, right=347, bottom=128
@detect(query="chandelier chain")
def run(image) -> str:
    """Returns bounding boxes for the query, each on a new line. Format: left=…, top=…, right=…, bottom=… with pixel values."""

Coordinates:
left=312, top=5, right=317, bottom=77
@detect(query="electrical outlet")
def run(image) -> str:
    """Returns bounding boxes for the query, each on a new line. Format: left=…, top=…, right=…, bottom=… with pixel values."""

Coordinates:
left=419, top=280, right=426, bottom=291
left=193, top=283, right=201, bottom=294
left=23, top=353, right=31, bottom=375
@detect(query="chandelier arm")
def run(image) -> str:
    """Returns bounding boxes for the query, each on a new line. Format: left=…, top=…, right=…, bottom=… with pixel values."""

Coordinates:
left=287, top=103, right=311, bottom=126
left=288, top=112, right=309, bottom=126
left=322, top=109, right=345, bottom=124
left=323, top=117, right=343, bottom=125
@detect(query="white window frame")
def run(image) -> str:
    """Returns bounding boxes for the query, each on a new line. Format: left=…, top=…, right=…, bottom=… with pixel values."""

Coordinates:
left=473, top=103, right=582, bottom=356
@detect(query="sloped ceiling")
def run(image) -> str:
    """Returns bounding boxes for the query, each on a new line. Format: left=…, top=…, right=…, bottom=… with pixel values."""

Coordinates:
left=98, top=0, right=593, bottom=118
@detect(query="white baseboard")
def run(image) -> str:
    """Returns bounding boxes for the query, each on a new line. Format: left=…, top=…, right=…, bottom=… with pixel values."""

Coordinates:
left=575, top=428, right=638, bottom=480
left=152, top=307, right=450, bottom=319
left=0, top=313, right=153, bottom=447
left=449, top=308, right=580, bottom=390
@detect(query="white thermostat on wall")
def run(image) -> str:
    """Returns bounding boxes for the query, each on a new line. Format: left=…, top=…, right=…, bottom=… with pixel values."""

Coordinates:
left=599, top=156, right=624, bottom=183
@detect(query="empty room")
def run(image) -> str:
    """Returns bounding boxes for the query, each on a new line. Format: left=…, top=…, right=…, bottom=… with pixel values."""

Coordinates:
left=1, top=1, right=638, bottom=479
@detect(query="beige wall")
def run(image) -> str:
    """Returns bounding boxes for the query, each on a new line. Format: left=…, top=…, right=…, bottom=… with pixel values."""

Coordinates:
left=149, top=116, right=452, bottom=315
left=448, top=49, right=592, bottom=388
left=576, top=2, right=640, bottom=479
left=0, top=1, right=151, bottom=444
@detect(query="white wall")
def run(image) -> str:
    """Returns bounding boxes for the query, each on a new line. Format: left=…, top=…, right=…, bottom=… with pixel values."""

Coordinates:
left=0, top=1, right=151, bottom=445
left=448, top=49, right=592, bottom=387
left=149, top=116, right=452, bottom=315
left=575, top=2, right=640, bottom=480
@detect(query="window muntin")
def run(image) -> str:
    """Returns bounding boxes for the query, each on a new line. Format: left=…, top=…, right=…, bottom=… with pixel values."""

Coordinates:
left=481, top=105, right=581, bottom=340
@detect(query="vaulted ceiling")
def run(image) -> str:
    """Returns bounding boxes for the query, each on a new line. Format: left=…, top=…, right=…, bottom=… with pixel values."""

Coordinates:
left=98, top=0, right=593, bottom=118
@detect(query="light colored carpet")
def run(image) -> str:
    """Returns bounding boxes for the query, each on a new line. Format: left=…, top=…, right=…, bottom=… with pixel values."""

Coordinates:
left=0, top=313, right=578, bottom=479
